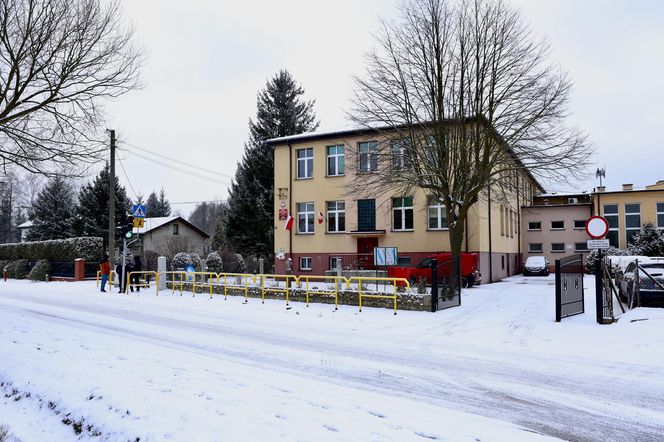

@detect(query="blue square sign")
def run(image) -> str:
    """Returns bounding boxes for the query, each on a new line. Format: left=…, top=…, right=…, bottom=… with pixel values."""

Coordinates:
left=132, top=204, right=146, bottom=218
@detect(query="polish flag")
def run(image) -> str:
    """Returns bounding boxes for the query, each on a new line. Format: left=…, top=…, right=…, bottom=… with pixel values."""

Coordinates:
left=317, top=211, right=325, bottom=224
left=284, top=215, right=294, bottom=231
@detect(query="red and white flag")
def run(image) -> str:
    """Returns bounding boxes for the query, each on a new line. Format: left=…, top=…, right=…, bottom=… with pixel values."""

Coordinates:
left=317, top=211, right=325, bottom=224
left=284, top=215, right=294, bottom=231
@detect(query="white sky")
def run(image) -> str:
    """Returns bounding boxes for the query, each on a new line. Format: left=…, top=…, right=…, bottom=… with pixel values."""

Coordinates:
left=104, top=0, right=664, bottom=216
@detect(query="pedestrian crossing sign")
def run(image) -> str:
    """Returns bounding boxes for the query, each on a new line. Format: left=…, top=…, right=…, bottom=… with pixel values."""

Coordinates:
left=133, top=218, right=145, bottom=228
left=132, top=204, right=146, bottom=218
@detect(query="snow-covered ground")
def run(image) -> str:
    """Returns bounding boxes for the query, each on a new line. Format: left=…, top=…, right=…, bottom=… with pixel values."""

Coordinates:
left=1, top=275, right=663, bottom=441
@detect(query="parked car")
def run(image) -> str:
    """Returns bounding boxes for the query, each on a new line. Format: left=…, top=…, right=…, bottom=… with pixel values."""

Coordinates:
left=387, top=252, right=481, bottom=288
left=616, top=258, right=664, bottom=305
left=523, top=256, right=550, bottom=276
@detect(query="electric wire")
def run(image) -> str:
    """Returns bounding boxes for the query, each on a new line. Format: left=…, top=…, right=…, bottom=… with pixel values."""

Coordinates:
left=116, top=154, right=140, bottom=201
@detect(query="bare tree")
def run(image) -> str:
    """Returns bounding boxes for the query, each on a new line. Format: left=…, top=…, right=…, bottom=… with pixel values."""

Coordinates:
left=349, top=0, right=592, bottom=271
left=0, top=0, right=144, bottom=176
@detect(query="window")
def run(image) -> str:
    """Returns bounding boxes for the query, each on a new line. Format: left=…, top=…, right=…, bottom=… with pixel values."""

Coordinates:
left=326, top=201, right=345, bottom=233
left=297, top=202, right=315, bottom=234
left=529, top=243, right=543, bottom=253
left=427, top=197, right=448, bottom=230
left=300, top=257, right=312, bottom=271
left=604, top=204, right=619, bottom=248
left=327, top=145, right=345, bottom=176
left=397, top=256, right=411, bottom=266
left=551, top=243, right=565, bottom=252
left=528, top=221, right=542, bottom=231
left=501, top=255, right=505, bottom=269
left=391, top=139, right=411, bottom=169
left=357, top=199, right=376, bottom=231
left=329, top=257, right=343, bottom=270
left=392, top=197, right=414, bottom=231
left=509, top=209, right=514, bottom=238
left=625, top=203, right=641, bottom=245
left=573, top=220, right=586, bottom=230
left=550, top=220, right=565, bottom=230
left=358, top=141, right=378, bottom=172
left=172, top=224, right=179, bottom=235
left=575, top=242, right=588, bottom=252
left=658, top=203, right=664, bottom=230
left=500, top=206, right=505, bottom=236
left=297, top=148, right=313, bottom=179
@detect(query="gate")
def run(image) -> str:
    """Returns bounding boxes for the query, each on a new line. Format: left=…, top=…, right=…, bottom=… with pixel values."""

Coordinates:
left=430, top=258, right=461, bottom=311
left=555, top=254, right=584, bottom=321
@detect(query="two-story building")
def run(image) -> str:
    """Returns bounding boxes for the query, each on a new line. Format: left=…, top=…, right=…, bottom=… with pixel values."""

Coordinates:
left=267, top=125, right=544, bottom=282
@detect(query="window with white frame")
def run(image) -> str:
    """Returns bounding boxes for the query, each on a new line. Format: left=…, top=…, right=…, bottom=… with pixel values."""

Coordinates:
left=299, top=257, right=312, bottom=271
left=575, top=242, right=588, bottom=252
left=625, top=203, right=641, bottom=245
left=329, top=256, right=343, bottom=270
left=297, top=148, right=313, bottom=179
left=326, top=201, right=345, bottom=233
left=604, top=204, right=619, bottom=248
left=358, top=141, right=378, bottom=172
left=528, top=221, right=542, bottom=231
left=529, top=243, right=543, bottom=253
left=327, top=145, right=344, bottom=176
left=427, top=197, right=448, bottom=230
left=551, top=243, right=565, bottom=252
left=658, top=203, right=664, bottom=230
left=573, top=220, right=586, bottom=230
left=297, top=202, right=315, bottom=233
left=392, top=197, right=414, bottom=231
left=391, top=139, right=411, bottom=169
left=550, top=220, right=565, bottom=230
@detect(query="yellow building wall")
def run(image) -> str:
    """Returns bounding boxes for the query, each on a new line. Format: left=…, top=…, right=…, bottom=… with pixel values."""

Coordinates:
left=597, top=190, right=664, bottom=249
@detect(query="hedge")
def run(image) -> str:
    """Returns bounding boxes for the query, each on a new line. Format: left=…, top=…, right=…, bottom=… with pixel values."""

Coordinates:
left=28, top=259, right=51, bottom=281
left=0, top=237, right=103, bottom=262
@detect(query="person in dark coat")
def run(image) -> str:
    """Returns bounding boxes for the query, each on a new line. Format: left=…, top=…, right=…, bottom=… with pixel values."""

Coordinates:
left=116, top=256, right=133, bottom=293
left=131, top=255, right=142, bottom=292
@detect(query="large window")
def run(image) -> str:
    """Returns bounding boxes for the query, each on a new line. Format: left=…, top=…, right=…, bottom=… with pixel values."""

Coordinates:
left=358, top=141, right=378, bottom=172
left=428, top=197, right=448, bottom=230
left=392, top=197, right=414, bottom=231
left=297, top=202, right=314, bottom=234
left=604, top=204, right=619, bottom=248
left=297, top=148, right=313, bottom=179
left=326, top=201, right=345, bottom=233
left=357, top=199, right=376, bottom=231
left=625, top=203, right=641, bottom=245
left=391, top=139, right=411, bottom=169
left=327, top=145, right=344, bottom=176
left=658, top=203, right=664, bottom=230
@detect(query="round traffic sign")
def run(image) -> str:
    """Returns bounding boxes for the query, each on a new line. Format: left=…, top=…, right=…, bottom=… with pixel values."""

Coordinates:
left=586, top=216, right=609, bottom=239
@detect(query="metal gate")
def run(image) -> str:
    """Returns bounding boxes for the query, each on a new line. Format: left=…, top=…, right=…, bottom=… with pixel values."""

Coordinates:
left=431, top=258, right=461, bottom=311
left=555, top=254, right=584, bottom=321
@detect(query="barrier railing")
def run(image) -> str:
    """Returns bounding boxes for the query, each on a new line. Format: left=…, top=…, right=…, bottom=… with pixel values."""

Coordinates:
left=125, top=271, right=159, bottom=296
left=261, top=274, right=298, bottom=305
left=347, top=276, right=410, bottom=315
left=217, top=272, right=254, bottom=302
left=96, top=270, right=115, bottom=288
left=161, top=271, right=187, bottom=295
left=190, top=272, right=219, bottom=298
left=296, top=275, right=342, bottom=310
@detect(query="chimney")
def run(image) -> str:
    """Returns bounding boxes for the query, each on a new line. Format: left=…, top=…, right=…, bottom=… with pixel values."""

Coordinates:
left=622, top=183, right=633, bottom=191
left=596, top=186, right=605, bottom=193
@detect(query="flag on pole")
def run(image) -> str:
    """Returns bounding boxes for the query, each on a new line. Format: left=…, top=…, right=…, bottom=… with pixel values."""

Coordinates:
left=317, top=211, right=324, bottom=224
left=284, top=215, right=294, bottom=231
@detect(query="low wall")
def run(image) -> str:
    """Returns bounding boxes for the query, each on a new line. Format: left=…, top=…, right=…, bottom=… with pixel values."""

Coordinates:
left=166, top=282, right=431, bottom=312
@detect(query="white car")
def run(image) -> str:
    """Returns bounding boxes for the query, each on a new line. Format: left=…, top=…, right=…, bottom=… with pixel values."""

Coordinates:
left=523, top=256, right=550, bottom=276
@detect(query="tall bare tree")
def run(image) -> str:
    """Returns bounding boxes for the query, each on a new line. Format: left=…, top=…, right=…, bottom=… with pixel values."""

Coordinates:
left=0, top=0, right=143, bottom=176
left=350, top=0, right=592, bottom=274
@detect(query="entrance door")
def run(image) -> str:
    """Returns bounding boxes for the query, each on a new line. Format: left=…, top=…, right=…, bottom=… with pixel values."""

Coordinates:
left=357, top=237, right=378, bottom=269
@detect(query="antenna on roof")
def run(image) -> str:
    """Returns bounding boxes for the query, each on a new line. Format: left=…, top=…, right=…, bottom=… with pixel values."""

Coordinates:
left=595, top=168, right=605, bottom=187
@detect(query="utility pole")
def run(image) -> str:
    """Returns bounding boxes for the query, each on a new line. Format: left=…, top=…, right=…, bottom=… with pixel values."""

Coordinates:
left=108, top=129, right=116, bottom=268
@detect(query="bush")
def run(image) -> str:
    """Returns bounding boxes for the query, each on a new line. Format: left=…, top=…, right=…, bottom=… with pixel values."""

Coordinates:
left=586, top=247, right=624, bottom=274
left=189, top=253, right=202, bottom=271
left=0, top=237, right=102, bottom=262
left=205, top=251, right=223, bottom=273
left=28, top=259, right=51, bottom=281
left=171, top=252, right=192, bottom=270
left=221, top=251, right=248, bottom=273
left=4, top=259, right=29, bottom=279
left=414, top=276, right=428, bottom=294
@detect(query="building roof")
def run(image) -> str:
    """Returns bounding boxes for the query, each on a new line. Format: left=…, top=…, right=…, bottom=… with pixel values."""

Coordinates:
left=136, top=216, right=210, bottom=238
left=17, top=220, right=33, bottom=229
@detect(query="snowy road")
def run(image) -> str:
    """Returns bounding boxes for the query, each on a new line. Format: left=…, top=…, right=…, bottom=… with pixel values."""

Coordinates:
left=1, top=277, right=664, bottom=441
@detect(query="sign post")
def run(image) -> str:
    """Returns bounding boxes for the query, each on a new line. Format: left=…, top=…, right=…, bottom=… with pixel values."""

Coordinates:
left=586, top=216, right=609, bottom=324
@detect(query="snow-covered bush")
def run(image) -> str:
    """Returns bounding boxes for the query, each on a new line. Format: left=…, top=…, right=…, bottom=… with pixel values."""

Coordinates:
left=4, top=259, right=29, bottom=279
left=171, top=252, right=192, bottom=271
left=585, top=247, right=624, bottom=274
left=627, top=222, right=664, bottom=257
left=189, top=253, right=202, bottom=271
left=28, top=259, right=51, bottom=281
left=205, top=252, right=223, bottom=273
left=0, top=237, right=102, bottom=262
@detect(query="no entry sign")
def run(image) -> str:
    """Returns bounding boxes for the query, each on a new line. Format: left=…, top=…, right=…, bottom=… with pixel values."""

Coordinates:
left=585, top=216, right=609, bottom=239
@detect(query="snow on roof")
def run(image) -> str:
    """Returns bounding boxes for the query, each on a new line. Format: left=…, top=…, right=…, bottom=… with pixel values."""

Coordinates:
left=135, top=216, right=178, bottom=235
left=18, top=220, right=33, bottom=229
left=265, top=125, right=364, bottom=145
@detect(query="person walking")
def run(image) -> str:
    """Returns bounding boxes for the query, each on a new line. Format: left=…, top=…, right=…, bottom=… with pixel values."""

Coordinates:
left=131, top=255, right=142, bottom=292
left=99, top=255, right=110, bottom=292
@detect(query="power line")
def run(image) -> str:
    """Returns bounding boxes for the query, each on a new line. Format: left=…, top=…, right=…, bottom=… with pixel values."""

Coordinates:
left=116, top=155, right=140, bottom=201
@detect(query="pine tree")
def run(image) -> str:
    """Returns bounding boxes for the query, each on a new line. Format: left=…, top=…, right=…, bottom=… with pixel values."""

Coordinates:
left=26, top=176, right=78, bottom=241
left=189, top=201, right=226, bottom=234
left=76, top=164, right=130, bottom=246
left=225, top=70, right=319, bottom=256
left=134, top=194, right=145, bottom=206
left=157, top=188, right=171, bottom=216
left=628, top=222, right=664, bottom=257
left=146, top=189, right=171, bottom=217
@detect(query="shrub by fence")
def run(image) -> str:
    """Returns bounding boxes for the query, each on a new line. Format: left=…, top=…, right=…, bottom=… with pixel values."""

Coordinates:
left=0, top=237, right=103, bottom=262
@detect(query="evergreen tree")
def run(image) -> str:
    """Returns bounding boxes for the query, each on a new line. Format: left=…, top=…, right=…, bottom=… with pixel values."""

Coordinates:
left=225, top=70, right=319, bottom=256
left=189, top=201, right=226, bottom=234
left=157, top=188, right=171, bottom=216
left=146, top=188, right=171, bottom=217
left=211, top=218, right=225, bottom=252
left=0, top=182, right=12, bottom=243
left=26, top=176, right=77, bottom=241
left=135, top=194, right=145, bottom=206
left=628, top=222, right=664, bottom=257
left=76, top=164, right=130, bottom=246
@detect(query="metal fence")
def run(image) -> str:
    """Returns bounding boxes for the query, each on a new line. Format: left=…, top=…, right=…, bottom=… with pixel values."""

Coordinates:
left=555, top=254, right=584, bottom=322
left=431, top=257, right=461, bottom=311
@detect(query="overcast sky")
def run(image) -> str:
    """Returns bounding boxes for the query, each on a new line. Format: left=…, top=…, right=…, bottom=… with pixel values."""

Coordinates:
left=104, top=0, right=664, bottom=216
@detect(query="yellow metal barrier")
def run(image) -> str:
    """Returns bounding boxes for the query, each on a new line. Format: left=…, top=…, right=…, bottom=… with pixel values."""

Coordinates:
left=96, top=270, right=115, bottom=288
left=346, top=277, right=410, bottom=315
left=217, top=273, right=253, bottom=302
left=125, top=271, right=159, bottom=296
left=261, top=274, right=298, bottom=306
left=161, top=271, right=187, bottom=295
left=191, top=272, right=219, bottom=298
left=296, top=275, right=343, bottom=310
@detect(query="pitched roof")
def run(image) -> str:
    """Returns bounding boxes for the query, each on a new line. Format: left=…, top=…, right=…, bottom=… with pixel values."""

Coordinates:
left=136, top=216, right=210, bottom=238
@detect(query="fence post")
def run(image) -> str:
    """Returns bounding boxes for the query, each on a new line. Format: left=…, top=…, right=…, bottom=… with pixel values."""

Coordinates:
left=74, top=258, right=85, bottom=281
left=555, top=259, right=561, bottom=322
left=595, top=250, right=603, bottom=323
left=430, top=258, right=438, bottom=312
left=157, top=256, right=167, bottom=291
